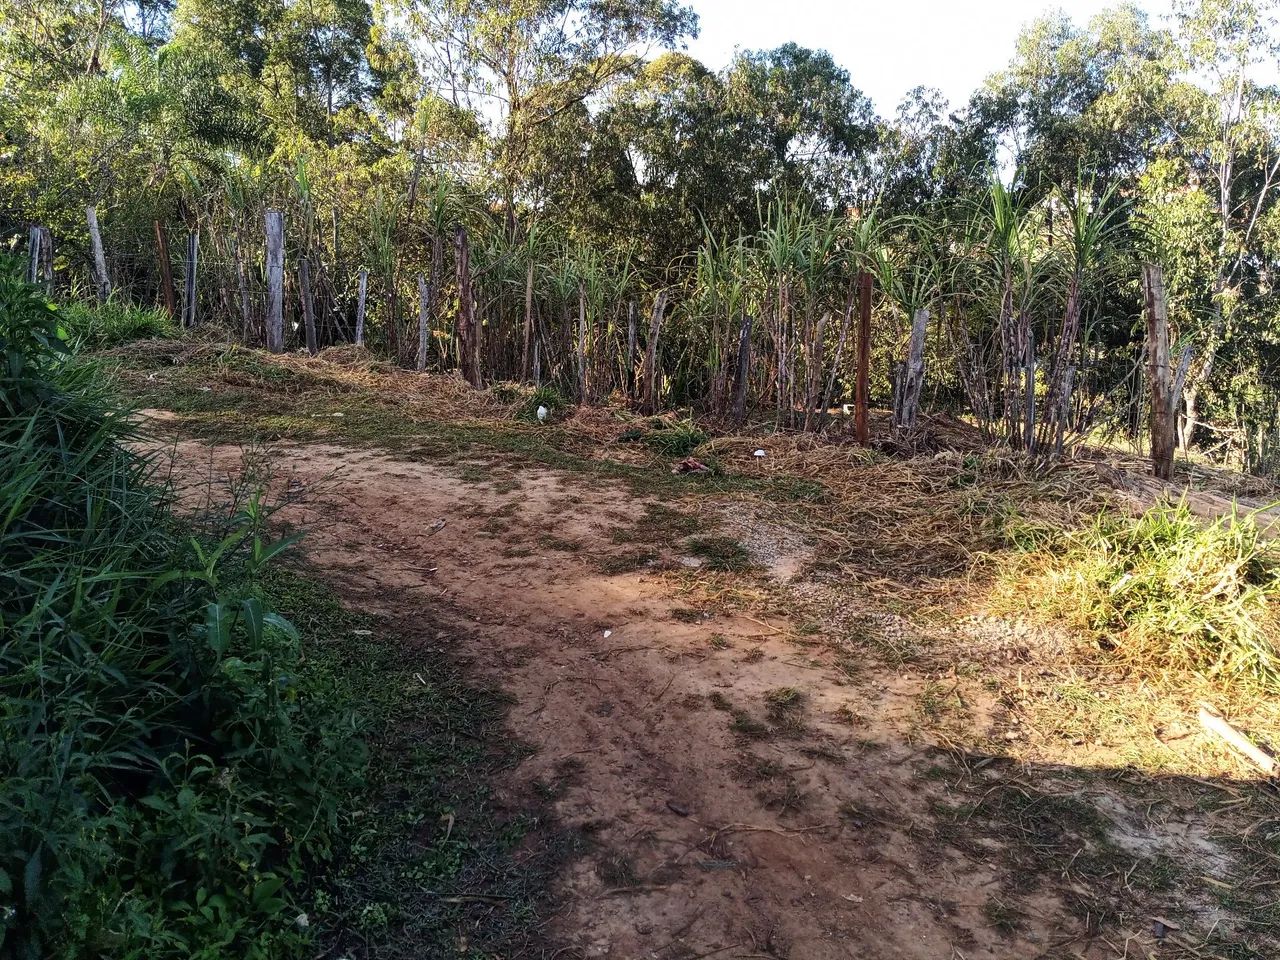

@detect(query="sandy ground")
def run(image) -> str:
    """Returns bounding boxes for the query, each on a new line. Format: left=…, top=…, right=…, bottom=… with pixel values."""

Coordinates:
left=155, top=435, right=1236, bottom=960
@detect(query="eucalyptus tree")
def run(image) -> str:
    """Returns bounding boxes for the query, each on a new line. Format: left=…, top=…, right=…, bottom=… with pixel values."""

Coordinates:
left=395, top=0, right=698, bottom=234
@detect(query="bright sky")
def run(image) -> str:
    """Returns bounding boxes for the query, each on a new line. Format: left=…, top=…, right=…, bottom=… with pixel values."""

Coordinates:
left=684, top=0, right=1174, bottom=115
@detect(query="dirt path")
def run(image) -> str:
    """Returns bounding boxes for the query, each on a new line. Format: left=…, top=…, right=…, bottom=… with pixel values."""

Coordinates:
left=159, top=435, right=1233, bottom=960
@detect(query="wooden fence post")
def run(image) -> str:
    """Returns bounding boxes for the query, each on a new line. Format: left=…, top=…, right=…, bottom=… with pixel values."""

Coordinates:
left=299, top=257, right=318, bottom=355
left=643, top=289, right=668, bottom=414
left=183, top=229, right=199, bottom=327
left=895, top=307, right=929, bottom=432
left=265, top=210, right=285, bottom=353
left=27, top=225, right=42, bottom=286
left=854, top=270, right=873, bottom=445
left=355, top=268, right=368, bottom=346
left=1142, top=263, right=1176, bottom=480
left=86, top=206, right=111, bottom=303
left=416, top=273, right=430, bottom=371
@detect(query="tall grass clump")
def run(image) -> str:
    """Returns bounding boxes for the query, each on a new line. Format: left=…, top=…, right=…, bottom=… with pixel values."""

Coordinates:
left=58, top=298, right=175, bottom=349
left=0, top=257, right=363, bottom=959
left=1034, top=501, right=1280, bottom=684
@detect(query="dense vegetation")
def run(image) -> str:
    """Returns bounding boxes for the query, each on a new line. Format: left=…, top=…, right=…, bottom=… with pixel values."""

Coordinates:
left=0, top=259, right=364, bottom=957
left=5, top=0, right=1280, bottom=469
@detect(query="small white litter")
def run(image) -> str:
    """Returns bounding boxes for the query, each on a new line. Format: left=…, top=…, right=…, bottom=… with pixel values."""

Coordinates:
left=753, top=449, right=766, bottom=458
left=536, top=405, right=549, bottom=422
left=603, top=629, right=613, bottom=638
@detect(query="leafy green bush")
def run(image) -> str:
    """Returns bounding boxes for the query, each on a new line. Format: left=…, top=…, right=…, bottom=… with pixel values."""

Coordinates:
left=58, top=298, right=175, bottom=349
left=0, top=258, right=363, bottom=958
left=1036, top=501, right=1280, bottom=683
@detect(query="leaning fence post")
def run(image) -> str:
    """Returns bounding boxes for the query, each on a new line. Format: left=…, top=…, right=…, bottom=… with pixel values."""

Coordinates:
left=86, top=206, right=111, bottom=303
left=355, top=267, right=368, bottom=346
left=265, top=210, right=285, bottom=353
left=1142, top=263, right=1176, bottom=480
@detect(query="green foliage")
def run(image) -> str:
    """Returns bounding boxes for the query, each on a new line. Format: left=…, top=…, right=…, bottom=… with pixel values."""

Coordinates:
left=0, top=260, right=363, bottom=958
left=1036, top=502, right=1280, bottom=683
left=58, top=299, right=176, bottom=349
left=621, top=419, right=707, bottom=457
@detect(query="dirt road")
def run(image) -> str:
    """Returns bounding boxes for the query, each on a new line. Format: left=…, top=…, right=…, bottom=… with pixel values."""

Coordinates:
left=159, top=434, right=1239, bottom=960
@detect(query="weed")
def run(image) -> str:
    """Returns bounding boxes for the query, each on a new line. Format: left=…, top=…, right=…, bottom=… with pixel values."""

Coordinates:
left=729, top=710, right=771, bottom=739
left=1008, top=501, right=1280, bottom=683
left=58, top=298, right=175, bottom=349
left=687, top=535, right=752, bottom=572
left=983, top=897, right=1022, bottom=934
left=599, top=548, right=658, bottom=574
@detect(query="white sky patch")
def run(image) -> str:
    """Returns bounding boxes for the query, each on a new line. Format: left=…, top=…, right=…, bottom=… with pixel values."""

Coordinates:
left=684, top=0, right=1176, bottom=116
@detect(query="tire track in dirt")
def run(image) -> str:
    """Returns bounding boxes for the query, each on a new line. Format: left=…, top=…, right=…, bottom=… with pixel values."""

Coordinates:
left=161, top=436, right=1129, bottom=960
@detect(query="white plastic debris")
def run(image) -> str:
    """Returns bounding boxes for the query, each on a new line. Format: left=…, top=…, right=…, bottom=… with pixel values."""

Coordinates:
left=603, top=629, right=613, bottom=638
left=536, top=405, right=549, bottom=422
left=753, top=449, right=766, bottom=458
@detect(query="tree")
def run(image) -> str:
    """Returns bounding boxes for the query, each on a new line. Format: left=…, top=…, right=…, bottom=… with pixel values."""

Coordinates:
left=395, top=0, right=697, bottom=232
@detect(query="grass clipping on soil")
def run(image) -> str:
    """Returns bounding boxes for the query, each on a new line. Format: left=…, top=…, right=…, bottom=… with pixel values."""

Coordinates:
left=996, top=499, right=1280, bottom=685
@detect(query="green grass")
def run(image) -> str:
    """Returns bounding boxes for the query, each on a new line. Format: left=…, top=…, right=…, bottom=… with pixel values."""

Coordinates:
left=1, top=261, right=358, bottom=958
left=257, top=567, right=568, bottom=959
left=58, top=298, right=175, bottom=349
left=686, top=535, right=752, bottom=572
left=1016, top=501, right=1280, bottom=684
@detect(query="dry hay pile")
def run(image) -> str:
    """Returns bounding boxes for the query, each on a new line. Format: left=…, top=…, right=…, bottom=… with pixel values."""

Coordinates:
left=698, top=428, right=1115, bottom=599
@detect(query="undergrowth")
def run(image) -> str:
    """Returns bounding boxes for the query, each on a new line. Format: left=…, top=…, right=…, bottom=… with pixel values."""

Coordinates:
left=58, top=298, right=175, bottom=349
left=0, top=261, right=360, bottom=958
left=1005, top=500, right=1280, bottom=685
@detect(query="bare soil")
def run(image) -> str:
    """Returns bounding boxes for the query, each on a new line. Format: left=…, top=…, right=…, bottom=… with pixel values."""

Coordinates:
left=140, top=422, right=1273, bottom=960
